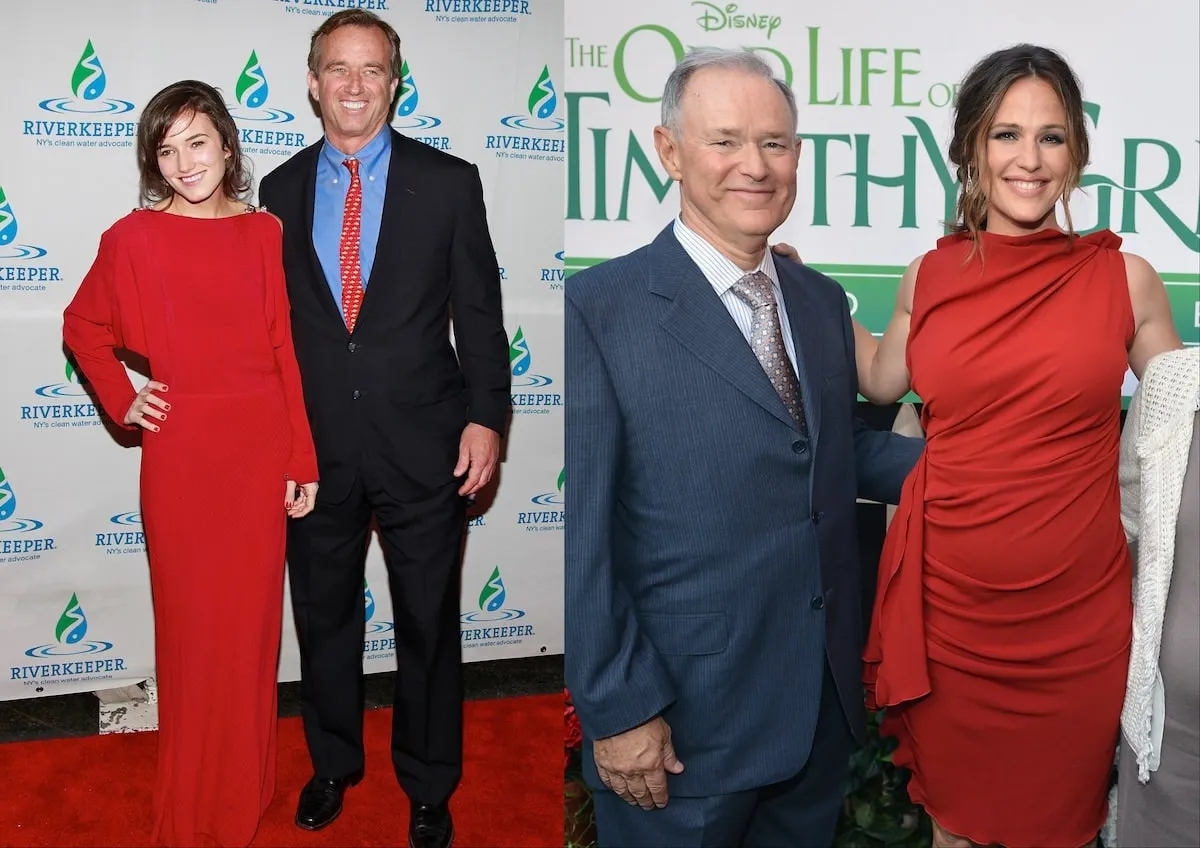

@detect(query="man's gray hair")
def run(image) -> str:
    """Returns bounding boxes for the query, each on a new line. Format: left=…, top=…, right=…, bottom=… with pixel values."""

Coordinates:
left=660, top=48, right=798, bottom=135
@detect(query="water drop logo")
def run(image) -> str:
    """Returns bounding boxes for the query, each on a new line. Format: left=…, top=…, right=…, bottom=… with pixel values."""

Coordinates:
left=0, top=186, right=49, bottom=261
left=531, top=468, right=565, bottom=507
left=509, top=327, right=552, bottom=388
left=461, top=566, right=525, bottom=623
left=38, top=41, right=134, bottom=115
left=500, top=66, right=563, bottom=132
left=393, top=60, right=442, bottom=130
left=364, top=578, right=395, bottom=634
left=34, top=359, right=91, bottom=399
left=0, top=466, right=45, bottom=534
left=0, top=467, right=14, bottom=523
left=228, top=51, right=294, bottom=123
left=25, top=593, right=113, bottom=658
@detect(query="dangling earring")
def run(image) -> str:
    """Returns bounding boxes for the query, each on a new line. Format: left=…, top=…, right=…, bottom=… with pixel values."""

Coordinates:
left=963, top=165, right=975, bottom=193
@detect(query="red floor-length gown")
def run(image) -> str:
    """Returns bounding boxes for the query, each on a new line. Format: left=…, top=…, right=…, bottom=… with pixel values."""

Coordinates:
left=864, top=228, right=1134, bottom=847
left=63, top=208, right=318, bottom=847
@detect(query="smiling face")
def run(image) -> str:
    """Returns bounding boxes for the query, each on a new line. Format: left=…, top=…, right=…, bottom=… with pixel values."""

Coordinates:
left=653, top=65, right=800, bottom=265
left=981, top=76, right=1072, bottom=235
left=308, top=24, right=399, bottom=154
left=155, top=110, right=230, bottom=210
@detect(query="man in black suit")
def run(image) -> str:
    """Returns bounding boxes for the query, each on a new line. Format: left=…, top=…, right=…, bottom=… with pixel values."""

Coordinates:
left=258, top=10, right=509, bottom=848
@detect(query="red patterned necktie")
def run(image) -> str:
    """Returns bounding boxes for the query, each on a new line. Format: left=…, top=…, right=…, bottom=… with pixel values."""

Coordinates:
left=339, top=158, right=364, bottom=332
left=732, top=271, right=807, bottom=430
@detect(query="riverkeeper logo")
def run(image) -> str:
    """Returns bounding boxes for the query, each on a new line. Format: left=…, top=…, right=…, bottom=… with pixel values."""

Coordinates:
left=461, top=567, right=534, bottom=649
left=425, top=0, right=532, bottom=24
left=11, top=593, right=128, bottom=689
left=95, top=512, right=145, bottom=557
left=519, top=468, right=563, bottom=531
left=271, top=0, right=390, bottom=16
left=363, top=579, right=395, bottom=662
left=22, top=360, right=103, bottom=431
left=394, top=60, right=453, bottom=152
left=0, top=466, right=56, bottom=564
left=509, top=326, right=561, bottom=415
left=22, top=40, right=136, bottom=148
left=486, top=66, right=565, bottom=162
left=227, top=51, right=306, bottom=156
left=0, top=186, right=60, bottom=295
left=541, top=250, right=565, bottom=291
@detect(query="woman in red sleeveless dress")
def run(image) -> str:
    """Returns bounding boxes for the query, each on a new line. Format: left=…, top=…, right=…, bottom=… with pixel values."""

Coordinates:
left=63, top=81, right=318, bottom=847
left=853, top=46, right=1182, bottom=847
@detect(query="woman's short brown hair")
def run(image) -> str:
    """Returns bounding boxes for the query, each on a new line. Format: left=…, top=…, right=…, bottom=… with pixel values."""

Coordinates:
left=136, top=80, right=252, bottom=206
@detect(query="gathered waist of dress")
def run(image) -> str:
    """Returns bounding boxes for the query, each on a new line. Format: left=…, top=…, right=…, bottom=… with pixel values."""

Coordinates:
left=156, top=371, right=287, bottom=400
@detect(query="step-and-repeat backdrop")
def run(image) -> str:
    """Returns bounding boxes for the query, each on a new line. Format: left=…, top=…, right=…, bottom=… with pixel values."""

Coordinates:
left=563, top=0, right=1199, bottom=402
left=0, top=0, right=564, bottom=700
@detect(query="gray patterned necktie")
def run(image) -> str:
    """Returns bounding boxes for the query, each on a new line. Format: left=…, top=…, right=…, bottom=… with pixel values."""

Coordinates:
left=731, top=272, right=806, bottom=429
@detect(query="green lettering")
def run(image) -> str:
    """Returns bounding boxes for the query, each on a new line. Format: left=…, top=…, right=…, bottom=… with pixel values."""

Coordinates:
left=1120, top=139, right=1199, bottom=251
left=798, top=134, right=852, bottom=225
left=894, top=49, right=921, bottom=107
left=807, top=28, right=839, bottom=105
left=908, top=116, right=958, bottom=232
left=566, top=92, right=611, bottom=221
left=614, top=24, right=684, bottom=103
left=850, top=133, right=918, bottom=227
left=859, top=48, right=888, bottom=107
left=619, top=131, right=673, bottom=220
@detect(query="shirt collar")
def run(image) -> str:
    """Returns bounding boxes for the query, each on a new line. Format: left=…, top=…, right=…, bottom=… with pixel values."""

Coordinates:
left=672, top=216, right=779, bottom=297
left=320, top=126, right=392, bottom=178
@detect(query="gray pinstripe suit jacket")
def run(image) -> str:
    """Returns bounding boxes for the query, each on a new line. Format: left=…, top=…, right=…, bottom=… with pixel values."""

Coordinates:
left=564, top=225, right=922, bottom=798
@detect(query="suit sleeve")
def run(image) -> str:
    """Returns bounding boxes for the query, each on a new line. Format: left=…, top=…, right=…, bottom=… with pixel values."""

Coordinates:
left=264, top=220, right=319, bottom=484
left=564, top=295, right=676, bottom=740
left=840, top=298, right=923, bottom=504
left=449, top=164, right=510, bottom=437
left=62, top=229, right=138, bottom=430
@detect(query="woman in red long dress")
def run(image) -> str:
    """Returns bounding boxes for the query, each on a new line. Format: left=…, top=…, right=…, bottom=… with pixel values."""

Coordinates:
left=62, top=81, right=318, bottom=848
left=853, top=46, right=1182, bottom=847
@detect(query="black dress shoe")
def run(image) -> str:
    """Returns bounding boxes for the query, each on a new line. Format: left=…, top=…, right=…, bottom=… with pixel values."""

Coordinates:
left=295, top=772, right=362, bottom=831
left=409, top=801, right=454, bottom=848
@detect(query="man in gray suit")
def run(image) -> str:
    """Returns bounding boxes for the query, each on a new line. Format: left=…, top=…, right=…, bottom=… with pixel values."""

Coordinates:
left=564, top=48, right=923, bottom=846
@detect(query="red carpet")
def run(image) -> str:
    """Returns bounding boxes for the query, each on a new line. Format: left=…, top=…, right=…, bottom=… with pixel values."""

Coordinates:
left=0, top=693, right=561, bottom=847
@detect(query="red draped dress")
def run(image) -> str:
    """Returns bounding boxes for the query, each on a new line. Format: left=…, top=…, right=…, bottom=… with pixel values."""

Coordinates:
left=864, top=228, right=1134, bottom=847
left=63, top=208, right=318, bottom=847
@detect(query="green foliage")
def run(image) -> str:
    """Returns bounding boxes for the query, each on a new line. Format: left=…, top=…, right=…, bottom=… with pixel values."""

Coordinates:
left=835, top=710, right=930, bottom=847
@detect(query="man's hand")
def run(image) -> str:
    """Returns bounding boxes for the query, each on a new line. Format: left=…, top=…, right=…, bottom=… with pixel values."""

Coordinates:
left=771, top=242, right=802, bottom=264
left=593, top=716, right=685, bottom=810
left=454, top=423, right=500, bottom=496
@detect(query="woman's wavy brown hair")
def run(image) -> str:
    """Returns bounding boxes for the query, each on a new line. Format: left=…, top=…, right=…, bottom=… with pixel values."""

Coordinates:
left=136, top=80, right=251, bottom=207
left=949, top=44, right=1089, bottom=248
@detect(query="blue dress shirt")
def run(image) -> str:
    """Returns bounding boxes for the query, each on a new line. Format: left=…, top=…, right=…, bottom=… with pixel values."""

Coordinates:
left=313, top=128, right=391, bottom=318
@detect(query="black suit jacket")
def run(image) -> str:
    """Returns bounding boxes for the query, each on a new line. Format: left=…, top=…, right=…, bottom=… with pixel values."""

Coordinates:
left=259, top=129, right=509, bottom=502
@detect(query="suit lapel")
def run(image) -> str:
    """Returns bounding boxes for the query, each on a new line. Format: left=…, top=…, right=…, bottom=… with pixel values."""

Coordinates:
left=299, top=142, right=344, bottom=327
left=650, top=228, right=798, bottom=431
left=777, top=260, right=823, bottom=446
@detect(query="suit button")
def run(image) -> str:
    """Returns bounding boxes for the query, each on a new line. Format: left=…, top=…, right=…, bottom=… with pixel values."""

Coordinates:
left=811, top=596, right=825, bottom=611
left=792, top=440, right=807, bottom=454
left=352, top=390, right=361, bottom=400
left=811, top=511, right=822, bottom=524
left=348, top=342, right=357, bottom=353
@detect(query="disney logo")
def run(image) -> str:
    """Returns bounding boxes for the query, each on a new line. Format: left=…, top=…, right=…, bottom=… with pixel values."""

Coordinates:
left=692, top=2, right=782, bottom=39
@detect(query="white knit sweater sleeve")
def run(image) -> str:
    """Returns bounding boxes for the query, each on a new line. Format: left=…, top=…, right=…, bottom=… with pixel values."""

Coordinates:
left=1119, top=389, right=1143, bottom=546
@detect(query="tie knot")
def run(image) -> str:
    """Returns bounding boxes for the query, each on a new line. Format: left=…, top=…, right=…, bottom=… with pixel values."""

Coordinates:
left=343, top=158, right=360, bottom=177
left=731, top=272, right=776, bottom=311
